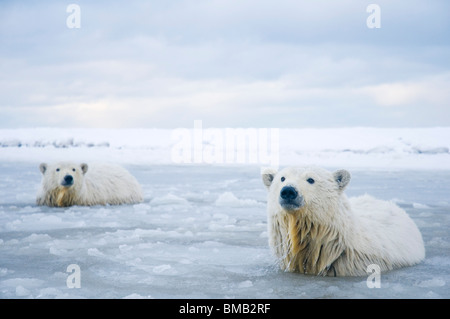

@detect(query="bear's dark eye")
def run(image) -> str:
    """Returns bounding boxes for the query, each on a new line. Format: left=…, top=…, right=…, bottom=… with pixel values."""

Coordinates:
left=56, top=168, right=60, bottom=172
left=307, top=178, right=315, bottom=184
left=72, top=168, right=76, bottom=172
left=281, top=177, right=285, bottom=182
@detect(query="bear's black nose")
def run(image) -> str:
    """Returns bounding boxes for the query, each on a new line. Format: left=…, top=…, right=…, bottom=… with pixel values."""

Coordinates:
left=280, top=186, right=298, bottom=200
left=279, top=186, right=304, bottom=211
left=62, top=175, right=74, bottom=186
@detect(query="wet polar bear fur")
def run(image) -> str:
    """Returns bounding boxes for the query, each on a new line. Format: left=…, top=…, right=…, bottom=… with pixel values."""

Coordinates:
left=37, top=162, right=143, bottom=207
left=262, top=166, right=425, bottom=276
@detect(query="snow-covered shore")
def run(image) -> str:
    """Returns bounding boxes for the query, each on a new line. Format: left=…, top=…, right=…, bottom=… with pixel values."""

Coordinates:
left=0, top=127, right=449, bottom=170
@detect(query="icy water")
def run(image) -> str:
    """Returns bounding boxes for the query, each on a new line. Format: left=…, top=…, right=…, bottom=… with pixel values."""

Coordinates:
left=0, top=163, right=449, bottom=299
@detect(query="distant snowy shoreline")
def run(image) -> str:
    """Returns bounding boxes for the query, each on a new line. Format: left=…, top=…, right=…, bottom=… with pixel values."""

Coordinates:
left=1, top=127, right=449, bottom=170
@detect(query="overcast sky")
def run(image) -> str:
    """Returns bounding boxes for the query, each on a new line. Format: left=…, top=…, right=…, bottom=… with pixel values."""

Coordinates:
left=0, top=0, right=449, bottom=128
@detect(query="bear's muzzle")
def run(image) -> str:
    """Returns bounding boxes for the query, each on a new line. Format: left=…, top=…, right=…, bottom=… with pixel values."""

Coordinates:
left=61, top=174, right=74, bottom=187
left=279, top=186, right=304, bottom=211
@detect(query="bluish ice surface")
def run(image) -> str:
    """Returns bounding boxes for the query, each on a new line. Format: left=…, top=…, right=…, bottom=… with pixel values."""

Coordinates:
left=0, top=163, right=449, bottom=299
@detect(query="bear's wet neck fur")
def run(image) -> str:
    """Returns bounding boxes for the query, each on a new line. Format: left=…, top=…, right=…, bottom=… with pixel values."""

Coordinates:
left=43, top=186, right=79, bottom=207
left=271, top=208, right=346, bottom=276
left=271, top=201, right=395, bottom=276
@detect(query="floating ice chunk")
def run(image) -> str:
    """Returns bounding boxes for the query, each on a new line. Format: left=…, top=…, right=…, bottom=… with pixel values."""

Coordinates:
left=198, top=241, right=224, bottom=248
left=18, top=206, right=41, bottom=214
left=125, top=258, right=142, bottom=267
left=133, top=203, right=152, bottom=212
left=40, top=215, right=62, bottom=225
left=152, top=264, right=172, bottom=273
left=23, top=233, right=51, bottom=242
left=416, top=278, right=446, bottom=288
left=5, top=219, right=22, bottom=231
left=1, top=278, right=45, bottom=290
left=391, top=283, right=406, bottom=293
left=37, top=287, right=65, bottom=298
left=213, top=213, right=229, bottom=220
left=238, top=280, right=253, bottom=288
left=215, top=192, right=258, bottom=207
left=326, top=286, right=340, bottom=294
left=119, top=244, right=132, bottom=252
left=428, top=237, right=450, bottom=249
left=183, top=217, right=195, bottom=223
left=425, top=256, right=450, bottom=267
left=49, top=246, right=67, bottom=256
left=16, top=193, right=35, bottom=203
left=150, top=194, right=189, bottom=206
left=87, top=248, right=105, bottom=257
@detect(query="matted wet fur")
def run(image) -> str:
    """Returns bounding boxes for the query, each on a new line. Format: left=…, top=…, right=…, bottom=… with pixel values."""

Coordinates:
left=38, top=185, right=79, bottom=207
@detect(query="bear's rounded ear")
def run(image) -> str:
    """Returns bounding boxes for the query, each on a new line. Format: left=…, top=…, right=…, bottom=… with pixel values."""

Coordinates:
left=39, top=163, right=48, bottom=175
left=333, top=169, right=351, bottom=191
left=262, top=168, right=277, bottom=189
left=80, top=163, right=88, bottom=175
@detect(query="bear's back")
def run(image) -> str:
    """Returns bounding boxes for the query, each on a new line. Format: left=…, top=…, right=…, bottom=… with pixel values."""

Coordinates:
left=79, top=163, right=143, bottom=206
left=347, top=194, right=425, bottom=267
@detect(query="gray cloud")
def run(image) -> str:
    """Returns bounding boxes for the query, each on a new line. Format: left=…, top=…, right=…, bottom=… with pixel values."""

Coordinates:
left=0, top=0, right=449, bottom=128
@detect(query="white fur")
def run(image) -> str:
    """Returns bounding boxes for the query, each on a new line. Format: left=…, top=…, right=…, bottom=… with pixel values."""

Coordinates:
left=262, top=166, right=425, bottom=276
left=36, top=162, right=143, bottom=207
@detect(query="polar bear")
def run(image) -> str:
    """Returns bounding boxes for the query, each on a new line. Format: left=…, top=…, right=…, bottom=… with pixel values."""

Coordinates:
left=262, top=166, right=425, bottom=276
left=36, top=162, right=144, bottom=207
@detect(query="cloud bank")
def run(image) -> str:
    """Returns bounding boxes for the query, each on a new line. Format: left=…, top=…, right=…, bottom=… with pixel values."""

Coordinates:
left=0, top=0, right=449, bottom=128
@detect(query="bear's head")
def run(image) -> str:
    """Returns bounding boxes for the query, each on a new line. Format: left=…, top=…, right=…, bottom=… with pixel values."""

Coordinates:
left=39, top=162, right=88, bottom=191
left=262, top=166, right=351, bottom=222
